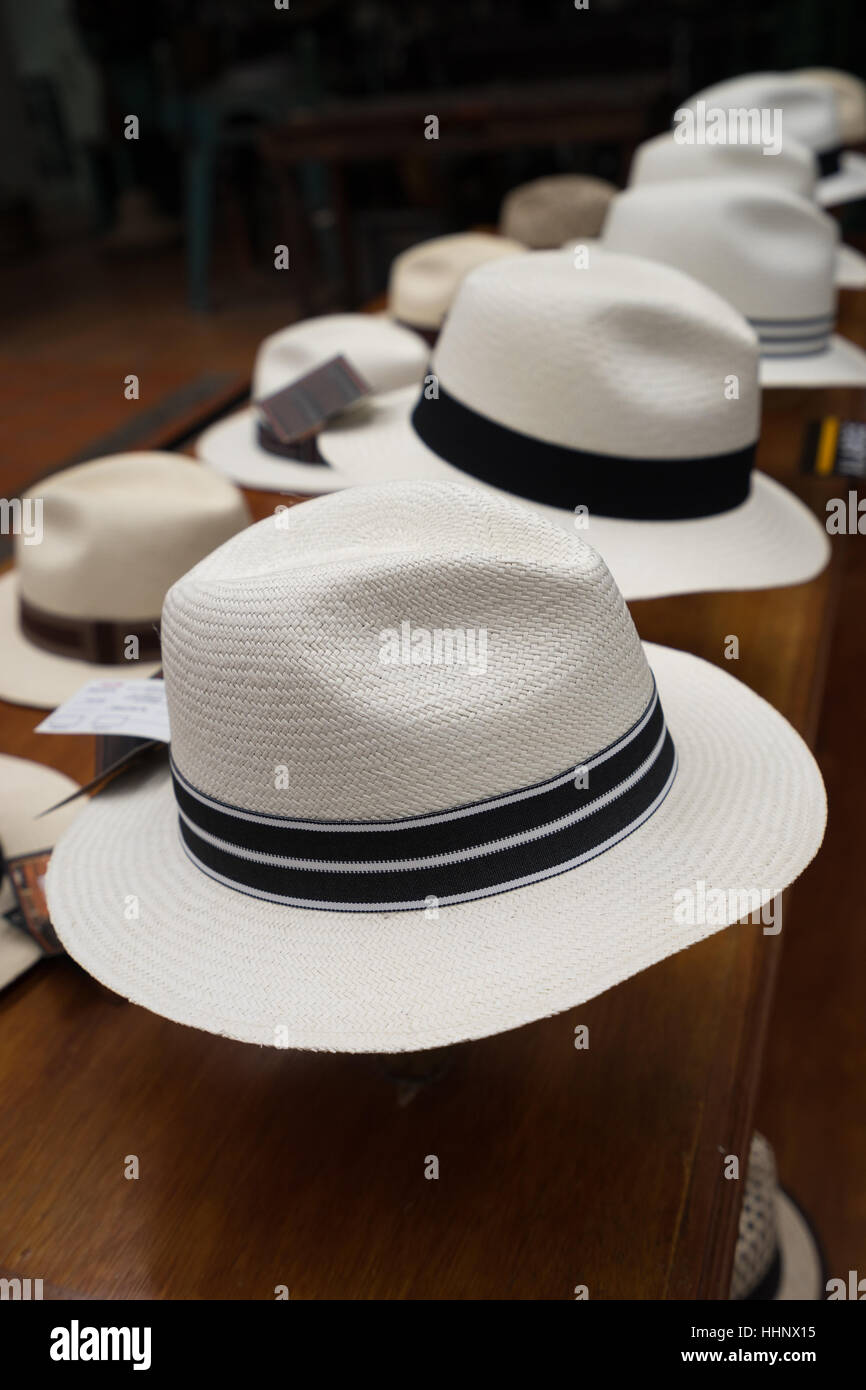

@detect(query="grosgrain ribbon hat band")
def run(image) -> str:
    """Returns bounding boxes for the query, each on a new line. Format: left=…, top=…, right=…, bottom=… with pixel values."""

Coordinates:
left=749, top=313, right=836, bottom=358
left=411, top=387, right=755, bottom=521
left=170, top=681, right=677, bottom=912
left=256, top=421, right=327, bottom=464
left=18, top=598, right=161, bottom=664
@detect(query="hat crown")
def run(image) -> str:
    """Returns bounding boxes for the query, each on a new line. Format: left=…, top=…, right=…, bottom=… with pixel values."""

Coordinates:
left=630, top=129, right=816, bottom=197
left=682, top=72, right=840, bottom=152
left=604, top=180, right=837, bottom=324
left=431, top=248, right=760, bottom=460
left=162, top=481, right=653, bottom=821
left=252, top=314, right=428, bottom=399
left=16, top=454, right=250, bottom=621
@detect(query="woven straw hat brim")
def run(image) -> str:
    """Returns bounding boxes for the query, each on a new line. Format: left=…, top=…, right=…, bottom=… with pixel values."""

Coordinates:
left=817, top=152, right=866, bottom=206
left=0, top=754, right=80, bottom=989
left=314, top=386, right=829, bottom=601
left=775, top=1190, right=825, bottom=1300
left=196, top=405, right=351, bottom=495
left=0, top=571, right=161, bottom=710
left=46, top=643, right=826, bottom=1052
left=760, top=333, right=866, bottom=388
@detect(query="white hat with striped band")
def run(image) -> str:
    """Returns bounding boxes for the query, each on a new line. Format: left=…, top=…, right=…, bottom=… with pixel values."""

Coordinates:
left=46, top=481, right=826, bottom=1051
left=600, top=179, right=866, bottom=387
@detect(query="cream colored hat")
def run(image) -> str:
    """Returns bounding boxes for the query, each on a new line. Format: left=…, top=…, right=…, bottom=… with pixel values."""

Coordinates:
left=0, top=453, right=251, bottom=709
left=499, top=174, right=618, bottom=248
left=309, top=248, right=829, bottom=600
left=387, top=232, right=525, bottom=332
left=730, top=1134, right=824, bottom=1301
left=47, top=480, right=826, bottom=1052
left=602, top=179, right=866, bottom=387
left=624, top=130, right=866, bottom=289
left=796, top=68, right=866, bottom=144
left=196, top=313, right=430, bottom=494
left=0, top=755, right=81, bottom=990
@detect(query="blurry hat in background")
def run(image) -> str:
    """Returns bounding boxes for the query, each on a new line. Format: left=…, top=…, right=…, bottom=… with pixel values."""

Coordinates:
left=0, top=453, right=251, bottom=709
left=796, top=68, right=866, bottom=144
left=601, top=179, right=866, bottom=386
left=197, top=313, right=430, bottom=494
left=387, top=231, right=525, bottom=337
left=624, top=130, right=866, bottom=289
left=730, top=1133, right=824, bottom=1301
left=500, top=173, right=618, bottom=247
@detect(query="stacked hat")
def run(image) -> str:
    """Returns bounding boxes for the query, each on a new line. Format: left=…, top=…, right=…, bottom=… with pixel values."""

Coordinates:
left=601, top=179, right=866, bottom=386
left=624, top=132, right=866, bottom=289
left=46, top=480, right=826, bottom=1051
left=197, top=313, right=430, bottom=494
left=0, top=755, right=82, bottom=990
left=0, top=453, right=251, bottom=709
left=678, top=71, right=866, bottom=206
left=499, top=174, right=618, bottom=247
left=306, top=248, right=828, bottom=598
left=730, top=1134, right=824, bottom=1301
left=387, top=232, right=525, bottom=339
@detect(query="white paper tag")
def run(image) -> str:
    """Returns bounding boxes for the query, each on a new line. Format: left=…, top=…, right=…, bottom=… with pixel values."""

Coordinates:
left=36, top=679, right=170, bottom=743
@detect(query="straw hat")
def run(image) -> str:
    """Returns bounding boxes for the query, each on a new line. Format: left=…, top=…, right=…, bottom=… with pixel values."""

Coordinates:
left=0, top=755, right=81, bottom=990
left=0, top=453, right=251, bottom=709
left=601, top=179, right=866, bottom=387
left=678, top=70, right=866, bottom=206
left=624, top=132, right=866, bottom=289
left=196, top=313, right=430, bottom=494
left=309, top=249, right=829, bottom=599
left=796, top=68, right=866, bottom=144
left=730, top=1134, right=824, bottom=1301
left=387, top=232, right=525, bottom=334
left=46, top=481, right=826, bottom=1052
left=499, top=174, right=618, bottom=247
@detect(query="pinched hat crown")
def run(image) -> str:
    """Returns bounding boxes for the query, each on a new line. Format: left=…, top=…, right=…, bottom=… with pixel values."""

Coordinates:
left=680, top=72, right=840, bottom=155
left=629, top=129, right=817, bottom=198
left=603, top=180, right=838, bottom=357
left=161, top=481, right=678, bottom=911
left=252, top=313, right=428, bottom=399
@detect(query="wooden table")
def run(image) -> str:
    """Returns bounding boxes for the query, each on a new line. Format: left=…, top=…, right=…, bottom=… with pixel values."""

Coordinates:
left=0, top=294, right=861, bottom=1301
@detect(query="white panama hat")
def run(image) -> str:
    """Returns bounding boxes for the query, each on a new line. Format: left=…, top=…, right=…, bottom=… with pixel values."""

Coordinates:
left=730, top=1134, right=824, bottom=1301
left=46, top=480, right=826, bottom=1053
left=387, top=232, right=525, bottom=334
left=794, top=68, right=866, bottom=205
left=624, top=131, right=866, bottom=289
left=0, top=453, right=251, bottom=710
left=308, top=248, right=829, bottom=600
left=679, top=70, right=866, bottom=207
left=196, top=313, right=430, bottom=494
left=601, top=178, right=866, bottom=387
left=0, top=755, right=81, bottom=990
left=499, top=174, right=618, bottom=248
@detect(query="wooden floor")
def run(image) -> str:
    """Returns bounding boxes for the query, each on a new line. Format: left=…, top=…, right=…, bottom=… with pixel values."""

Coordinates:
left=0, top=239, right=864, bottom=1297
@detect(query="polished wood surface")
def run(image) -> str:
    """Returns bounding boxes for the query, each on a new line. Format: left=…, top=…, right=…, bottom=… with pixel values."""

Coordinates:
left=0, top=258, right=863, bottom=1300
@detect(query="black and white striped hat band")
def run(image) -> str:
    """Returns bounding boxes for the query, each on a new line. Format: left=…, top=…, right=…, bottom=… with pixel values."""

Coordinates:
left=170, top=681, right=677, bottom=912
left=749, top=313, right=835, bottom=359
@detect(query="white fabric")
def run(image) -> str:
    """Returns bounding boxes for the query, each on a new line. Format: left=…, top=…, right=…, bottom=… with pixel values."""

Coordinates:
left=0, top=453, right=251, bottom=709
left=46, top=482, right=826, bottom=1052
left=387, top=233, right=525, bottom=330
left=601, top=180, right=866, bottom=388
